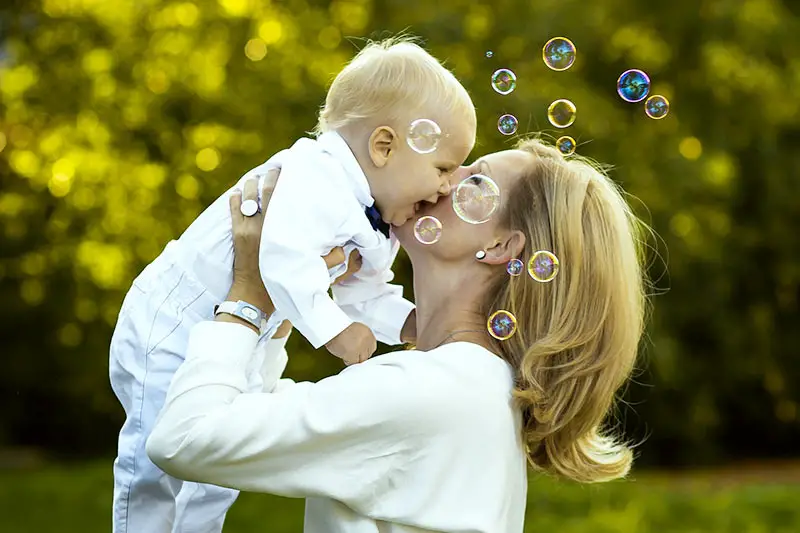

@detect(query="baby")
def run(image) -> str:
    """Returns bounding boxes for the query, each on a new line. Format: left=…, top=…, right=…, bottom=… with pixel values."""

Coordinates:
left=109, top=38, right=476, bottom=533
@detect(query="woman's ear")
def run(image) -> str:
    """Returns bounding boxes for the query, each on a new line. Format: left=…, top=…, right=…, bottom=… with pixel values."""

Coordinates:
left=480, top=230, right=527, bottom=265
left=368, top=126, right=397, bottom=168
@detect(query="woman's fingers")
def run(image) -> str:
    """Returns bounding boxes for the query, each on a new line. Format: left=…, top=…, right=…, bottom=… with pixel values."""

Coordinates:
left=262, top=168, right=280, bottom=207
left=323, top=247, right=346, bottom=269
left=333, top=249, right=362, bottom=285
left=242, top=176, right=259, bottom=205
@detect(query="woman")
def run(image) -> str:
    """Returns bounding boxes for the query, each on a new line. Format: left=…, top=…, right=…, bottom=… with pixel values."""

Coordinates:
left=147, top=137, right=649, bottom=532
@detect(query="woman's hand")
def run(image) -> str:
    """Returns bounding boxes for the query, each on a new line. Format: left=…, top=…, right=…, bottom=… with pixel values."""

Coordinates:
left=227, top=172, right=277, bottom=315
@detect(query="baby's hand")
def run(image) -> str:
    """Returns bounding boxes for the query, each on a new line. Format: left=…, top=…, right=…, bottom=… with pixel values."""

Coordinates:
left=325, top=322, right=377, bottom=365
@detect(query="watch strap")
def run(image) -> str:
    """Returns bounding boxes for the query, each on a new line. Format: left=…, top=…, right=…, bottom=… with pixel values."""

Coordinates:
left=214, top=300, right=265, bottom=332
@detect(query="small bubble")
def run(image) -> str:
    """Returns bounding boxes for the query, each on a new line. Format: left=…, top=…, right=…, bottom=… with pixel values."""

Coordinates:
left=407, top=119, right=442, bottom=154
left=414, top=215, right=442, bottom=244
left=556, top=135, right=576, bottom=155
left=645, top=95, right=670, bottom=119
left=486, top=50, right=493, bottom=58
left=491, top=68, right=517, bottom=95
left=617, top=69, right=651, bottom=103
left=543, top=37, right=576, bottom=71
left=527, top=250, right=560, bottom=282
left=506, top=259, right=524, bottom=276
left=497, top=114, right=518, bottom=135
left=487, top=310, right=518, bottom=340
left=547, top=99, right=576, bottom=128
left=453, top=174, right=501, bottom=224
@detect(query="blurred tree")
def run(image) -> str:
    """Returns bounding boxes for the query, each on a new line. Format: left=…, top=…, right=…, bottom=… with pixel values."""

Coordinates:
left=0, top=0, right=798, bottom=464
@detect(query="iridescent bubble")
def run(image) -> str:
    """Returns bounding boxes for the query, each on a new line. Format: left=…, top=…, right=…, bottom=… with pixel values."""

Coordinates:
left=491, top=68, right=517, bottom=95
left=543, top=37, right=576, bottom=71
left=527, top=250, right=560, bottom=282
left=506, top=259, right=524, bottom=276
left=617, top=69, right=651, bottom=103
left=407, top=119, right=442, bottom=154
left=547, top=99, right=577, bottom=128
left=486, top=50, right=493, bottom=58
left=487, top=310, right=518, bottom=340
left=414, top=215, right=442, bottom=245
left=497, top=114, right=518, bottom=135
left=644, top=95, right=670, bottom=119
left=453, top=174, right=501, bottom=224
left=556, top=135, right=576, bottom=155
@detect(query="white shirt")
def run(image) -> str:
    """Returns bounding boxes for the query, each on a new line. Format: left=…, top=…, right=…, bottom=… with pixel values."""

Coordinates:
left=173, top=132, right=415, bottom=348
left=146, top=322, right=528, bottom=533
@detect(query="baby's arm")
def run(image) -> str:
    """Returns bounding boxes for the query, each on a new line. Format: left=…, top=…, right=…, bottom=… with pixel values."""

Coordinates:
left=258, top=156, right=376, bottom=364
left=331, top=242, right=416, bottom=346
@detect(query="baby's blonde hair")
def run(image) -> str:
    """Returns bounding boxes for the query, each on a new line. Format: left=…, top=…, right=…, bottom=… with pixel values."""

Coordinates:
left=484, top=137, right=650, bottom=483
left=314, top=36, right=475, bottom=136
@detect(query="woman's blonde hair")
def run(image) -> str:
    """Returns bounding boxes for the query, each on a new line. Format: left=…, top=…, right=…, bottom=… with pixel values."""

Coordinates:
left=483, top=137, right=649, bottom=483
left=313, top=36, right=475, bottom=136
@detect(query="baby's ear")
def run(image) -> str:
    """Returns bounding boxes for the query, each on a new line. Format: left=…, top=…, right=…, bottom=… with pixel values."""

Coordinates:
left=368, top=126, right=397, bottom=168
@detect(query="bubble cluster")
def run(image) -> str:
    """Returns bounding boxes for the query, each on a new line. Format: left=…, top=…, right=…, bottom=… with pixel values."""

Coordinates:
left=487, top=310, right=518, bottom=340
left=644, top=95, right=670, bottom=119
left=543, top=37, right=576, bottom=71
left=617, top=69, right=651, bottom=103
left=486, top=50, right=493, bottom=58
left=453, top=174, right=501, bottom=224
left=497, top=114, right=518, bottom=135
left=407, top=119, right=442, bottom=154
left=547, top=99, right=577, bottom=128
left=506, top=258, right=524, bottom=276
left=527, top=250, right=560, bottom=282
left=413, top=216, right=442, bottom=245
left=491, top=68, right=517, bottom=95
left=556, top=135, right=576, bottom=155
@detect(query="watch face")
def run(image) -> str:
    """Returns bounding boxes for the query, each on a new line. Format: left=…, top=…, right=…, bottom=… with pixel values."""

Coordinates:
left=242, top=307, right=259, bottom=320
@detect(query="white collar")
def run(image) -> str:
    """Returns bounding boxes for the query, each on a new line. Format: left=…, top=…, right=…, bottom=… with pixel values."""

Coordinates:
left=316, top=131, right=375, bottom=209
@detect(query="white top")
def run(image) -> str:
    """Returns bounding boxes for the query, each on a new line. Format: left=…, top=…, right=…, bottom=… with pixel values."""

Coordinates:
left=173, top=131, right=415, bottom=348
left=146, top=322, right=528, bottom=533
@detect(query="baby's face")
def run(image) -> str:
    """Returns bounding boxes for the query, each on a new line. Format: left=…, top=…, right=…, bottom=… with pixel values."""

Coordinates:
left=377, top=118, right=476, bottom=227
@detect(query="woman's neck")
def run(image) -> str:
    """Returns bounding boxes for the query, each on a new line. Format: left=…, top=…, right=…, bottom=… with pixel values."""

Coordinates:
left=411, top=262, right=494, bottom=352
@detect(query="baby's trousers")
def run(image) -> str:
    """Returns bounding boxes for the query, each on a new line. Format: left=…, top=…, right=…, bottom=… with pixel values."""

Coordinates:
left=109, top=254, right=243, bottom=533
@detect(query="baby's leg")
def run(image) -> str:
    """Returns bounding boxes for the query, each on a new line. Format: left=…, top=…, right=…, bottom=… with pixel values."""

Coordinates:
left=109, top=262, right=222, bottom=533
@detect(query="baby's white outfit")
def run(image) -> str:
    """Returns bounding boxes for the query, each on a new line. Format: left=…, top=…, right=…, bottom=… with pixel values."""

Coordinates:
left=109, top=131, right=414, bottom=533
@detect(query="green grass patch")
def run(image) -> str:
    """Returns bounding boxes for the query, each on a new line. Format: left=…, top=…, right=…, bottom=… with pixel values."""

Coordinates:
left=0, top=461, right=797, bottom=532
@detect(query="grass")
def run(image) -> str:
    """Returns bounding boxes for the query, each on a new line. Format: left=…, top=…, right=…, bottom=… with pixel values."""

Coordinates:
left=0, top=460, right=798, bottom=532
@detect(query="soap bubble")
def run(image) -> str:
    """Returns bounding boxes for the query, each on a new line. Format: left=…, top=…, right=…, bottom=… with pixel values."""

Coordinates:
left=543, top=37, right=576, bottom=71
left=506, top=259, right=524, bottom=276
left=556, top=135, right=576, bottom=155
left=547, top=99, right=577, bottom=128
left=487, top=310, right=518, bottom=340
left=414, top=215, right=442, bottom=245
left=644, top=95, right=670, bottom=119
left=486, top=50, right=493, bottom=58
left=527, top=250, right=560, bottom=282
left=491, top=68, right=517, bottom=95
left=497, top=114, right=518, bottom=135
left=617, top=69, right=651, bottom=103
left=407, top=119, right=442, bottom=154
left=453, top=174, right=501, bottom=224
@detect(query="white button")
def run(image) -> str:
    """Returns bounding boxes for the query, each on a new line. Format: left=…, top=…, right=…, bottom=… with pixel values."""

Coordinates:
left=242, top=307, right=259, bottom=320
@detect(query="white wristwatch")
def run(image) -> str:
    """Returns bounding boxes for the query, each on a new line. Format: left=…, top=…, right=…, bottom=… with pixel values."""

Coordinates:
left=214, top=300, right=266, bottom=332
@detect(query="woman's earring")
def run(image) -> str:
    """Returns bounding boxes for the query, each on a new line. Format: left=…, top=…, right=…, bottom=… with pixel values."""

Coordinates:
left=475, top=250, right=486, bottom=260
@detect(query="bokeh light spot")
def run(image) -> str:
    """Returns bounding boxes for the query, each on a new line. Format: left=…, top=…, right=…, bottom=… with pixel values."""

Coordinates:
left=679, top=137, right=703, bottom=160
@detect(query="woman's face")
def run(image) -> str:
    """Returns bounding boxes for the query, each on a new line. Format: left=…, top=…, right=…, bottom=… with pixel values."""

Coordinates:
left=394, top=148, right=534, bottom=261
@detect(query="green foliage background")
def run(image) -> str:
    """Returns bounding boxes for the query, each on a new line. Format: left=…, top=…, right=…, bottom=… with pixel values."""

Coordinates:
left=1, top=0, right=798, bottom=467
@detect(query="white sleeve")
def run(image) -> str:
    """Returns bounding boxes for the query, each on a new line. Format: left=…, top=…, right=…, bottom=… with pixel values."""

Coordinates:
left=259, top=334, right=290, bottom=393
left=146, top=322, right=426, bottom=510
left=330, top=243, right=414, bottom=346
left=258, top=154, right=354, bottom=348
